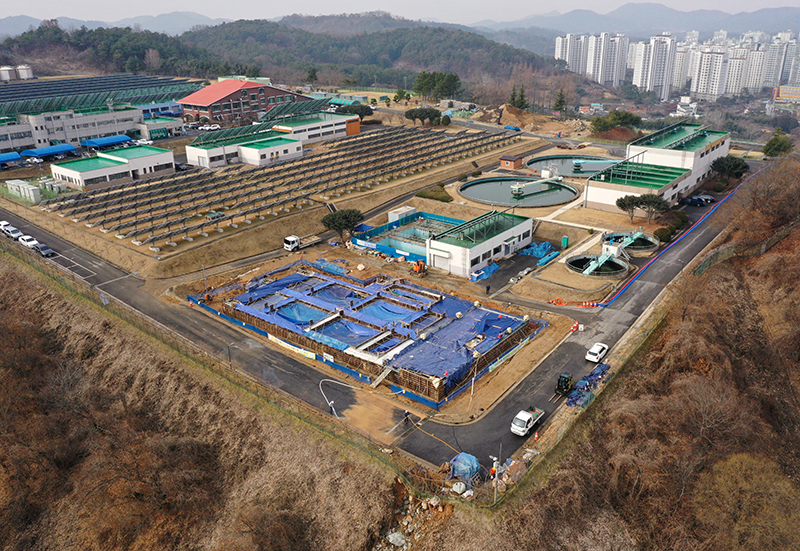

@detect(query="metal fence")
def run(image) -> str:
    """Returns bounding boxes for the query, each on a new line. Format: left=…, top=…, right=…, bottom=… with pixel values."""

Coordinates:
left=693, top=219, right=797, bottom=276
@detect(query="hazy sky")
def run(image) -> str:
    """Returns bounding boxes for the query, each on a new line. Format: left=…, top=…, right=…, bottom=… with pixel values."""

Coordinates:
left=8, top=0, right=800, bottom=26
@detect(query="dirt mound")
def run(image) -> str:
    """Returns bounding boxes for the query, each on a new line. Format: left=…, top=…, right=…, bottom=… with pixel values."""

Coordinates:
left=587, top=126, right=643, bottom=143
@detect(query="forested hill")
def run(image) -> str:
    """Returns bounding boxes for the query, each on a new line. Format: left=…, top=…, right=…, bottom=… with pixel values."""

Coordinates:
left=0, top=23, right=255, bottom=78
left=181, top=20, right=551, bottom=85
left=1, top=19, right=555, bottom=88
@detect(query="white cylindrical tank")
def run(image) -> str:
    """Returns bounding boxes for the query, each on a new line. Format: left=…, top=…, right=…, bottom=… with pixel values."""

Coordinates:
left=16, top=65, right=33, bottom=80
left=0, top=66, right=15, bottom=81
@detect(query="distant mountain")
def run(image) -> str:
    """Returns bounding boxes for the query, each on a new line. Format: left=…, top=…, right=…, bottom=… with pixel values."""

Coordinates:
left=0, top=12, right=229, bottom=38
left=0, top=15, right=39, bottom=39
left=475, top=3, right=800, bottom=38
left=472, top=27, right=563, bottom=57
left=112, top=12, right=231, bottom=34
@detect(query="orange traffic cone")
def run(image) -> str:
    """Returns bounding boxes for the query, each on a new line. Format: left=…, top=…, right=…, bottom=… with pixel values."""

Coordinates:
left=534, top=431, right=539, bottom=441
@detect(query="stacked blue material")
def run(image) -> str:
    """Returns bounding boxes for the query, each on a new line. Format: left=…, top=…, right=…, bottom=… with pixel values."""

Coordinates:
left=518, top=241, right=553, bottom=257
left=537, top=251, right=560, bottom=266
left=469, top=262, right=499, bottom=282
left=448, top=452, right=480, bottom=488
left=566, top=363, right=610, bottom=406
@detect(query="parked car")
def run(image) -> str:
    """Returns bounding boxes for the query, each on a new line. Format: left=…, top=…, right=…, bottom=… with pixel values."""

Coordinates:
left=2, top=225, right=23, bottom=240
left=697, top=194, right=716, bottom=204
left=0, top=221, right=10, bottom=230
left=185, top=122, right=200, bottom=129
left=18, top=235, right=39, bottom=248
left=33, top=243, right=55, bottom=257
left=679, top=196, right=705, bottom=207
left=208, top=124, right=220, bottom=131
left=198, top=125, right=211, bottom=131
left=135, top=139, right=154, bottom=146
left=585, top=342, right=609, bottom=363
left=175, top=162, right=189, bottom=171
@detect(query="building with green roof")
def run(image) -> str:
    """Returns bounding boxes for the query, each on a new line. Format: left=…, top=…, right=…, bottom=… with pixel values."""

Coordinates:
left=627, top=121, right=730, bottom=200
left=51, top=145, right=174, bottom=191
left=583, top=121, right=730, bottom=212
left=354, top=208, right=533, bottom=278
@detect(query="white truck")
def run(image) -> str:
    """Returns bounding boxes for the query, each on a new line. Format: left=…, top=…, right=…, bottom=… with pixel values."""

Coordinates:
left=284, top=234, right=321, bottom=252
left=510, top=406, right=545, bottom=437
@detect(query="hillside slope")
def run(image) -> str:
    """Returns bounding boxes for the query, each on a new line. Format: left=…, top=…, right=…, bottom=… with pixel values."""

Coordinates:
left=0, top=262, right=393, bottom=550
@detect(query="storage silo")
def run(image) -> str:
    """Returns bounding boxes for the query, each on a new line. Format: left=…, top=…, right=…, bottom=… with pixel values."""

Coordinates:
left=0, top=66, right=15, bottom=81
left=16, top=65, right=34, bottom=80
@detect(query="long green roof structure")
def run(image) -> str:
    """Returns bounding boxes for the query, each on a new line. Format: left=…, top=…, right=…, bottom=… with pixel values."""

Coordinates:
left=629, top=121, right=728, bottom=152
left=588, top=160, right=690, bottom=190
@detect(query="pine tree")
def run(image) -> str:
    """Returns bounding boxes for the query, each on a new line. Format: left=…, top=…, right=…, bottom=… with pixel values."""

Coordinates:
left=553, top=88, right=566, bottom=113
left=517, top=85, right=529, bottom=110
left=509, top=85, right=517, bottom=107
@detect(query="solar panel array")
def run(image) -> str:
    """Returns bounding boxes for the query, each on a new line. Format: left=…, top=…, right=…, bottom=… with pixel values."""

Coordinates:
left=41, top=127, right=521, bottom=249
left=0, top=75, right=194, bottom=103
left=0, top=75, right=202, bottom=117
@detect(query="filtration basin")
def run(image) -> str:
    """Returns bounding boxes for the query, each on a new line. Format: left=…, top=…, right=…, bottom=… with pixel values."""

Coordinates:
left=566, top=254, right=630, bottom=278
left=459, top=176, right=578, bottom=207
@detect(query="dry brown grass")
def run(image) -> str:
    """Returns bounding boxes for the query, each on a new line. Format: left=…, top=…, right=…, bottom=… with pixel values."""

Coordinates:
left=0, top=260, right=394, bottom=551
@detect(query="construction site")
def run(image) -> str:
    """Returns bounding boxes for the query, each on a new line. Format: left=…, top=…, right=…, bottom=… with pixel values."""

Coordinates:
left=192, top=258, right=547, bottom=409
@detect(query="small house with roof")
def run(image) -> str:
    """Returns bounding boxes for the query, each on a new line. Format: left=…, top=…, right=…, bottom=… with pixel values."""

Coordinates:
left=499, top=155, right=523, bottom=169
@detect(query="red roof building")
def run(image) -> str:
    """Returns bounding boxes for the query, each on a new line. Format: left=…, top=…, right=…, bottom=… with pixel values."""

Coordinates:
left=179, top=80, right=311, bottom=122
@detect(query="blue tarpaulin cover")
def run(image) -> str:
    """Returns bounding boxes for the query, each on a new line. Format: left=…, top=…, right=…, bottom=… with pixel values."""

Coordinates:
left=236, top=273, right=307, bottom=304
left=276, top=302, right=327, bottom=326
left=448, top=452, right=480, bottom=488
left=21, top=144, right=77, bottom=157
left=316, top=319, right=379, bottom=346
left=80, top=135, right=132, bottom=148
left=353, top=223, right=373, bottom=233
left=469, top=262, right=500, bottom=282
left=519, top=241, right=553, bottom=257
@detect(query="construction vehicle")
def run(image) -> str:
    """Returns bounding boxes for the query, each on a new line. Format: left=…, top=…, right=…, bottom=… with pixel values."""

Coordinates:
left=284, top=234, right=321, bottom=252
left=510, top=406, right=545, bottom=436
left=409, top=259, right=428, bottom=278
left=549, top=372, right=573, bottom=402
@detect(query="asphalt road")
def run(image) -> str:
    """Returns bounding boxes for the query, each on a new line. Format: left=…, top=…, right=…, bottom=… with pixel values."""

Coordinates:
left=393, top=201, right=720, bottom=467
left=0, top=175, right=726, bottom=470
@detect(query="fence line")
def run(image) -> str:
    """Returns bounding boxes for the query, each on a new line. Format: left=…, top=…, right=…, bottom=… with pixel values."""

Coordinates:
left=693, top=218, right=797, bottom=276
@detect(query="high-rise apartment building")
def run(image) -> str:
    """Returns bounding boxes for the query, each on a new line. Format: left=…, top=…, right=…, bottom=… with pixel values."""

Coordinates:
left=691, top=51, right=729, bottom=100
left=631, top=34, right=676, bottom=101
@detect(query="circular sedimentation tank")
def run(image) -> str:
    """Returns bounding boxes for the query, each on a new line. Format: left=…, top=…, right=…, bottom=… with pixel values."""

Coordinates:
left=526, top=155, right=618, bottom=176
left=459, top=176, right=578, bottom=207
left=602, top=231, right=660, bottom=255
left=566, top=254, right=630, bottom=278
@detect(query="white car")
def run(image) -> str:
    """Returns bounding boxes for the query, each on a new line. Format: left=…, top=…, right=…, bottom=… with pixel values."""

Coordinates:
left=3, top=225, right=23, bottom=240
left=208, top=124, right=220, bottom=131
left=135, top=139, right=153, bottom=145
left=18, top=235, right=39, bottom=248
left=585, top=342, right=609, bottom=363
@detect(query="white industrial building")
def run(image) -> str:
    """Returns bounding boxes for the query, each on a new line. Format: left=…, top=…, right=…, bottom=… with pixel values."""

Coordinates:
left=185, top=112, right=359, bottom=168
left=354, top=209, right=533, bottom=278
left=51, top=145, right=175, bottom=190
left=584, top=122, right=730, bottom=212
